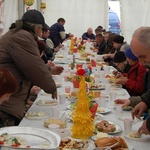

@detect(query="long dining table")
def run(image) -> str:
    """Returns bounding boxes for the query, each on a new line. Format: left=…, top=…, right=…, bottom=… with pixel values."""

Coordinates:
left=19, top=52, right=150, bottom=150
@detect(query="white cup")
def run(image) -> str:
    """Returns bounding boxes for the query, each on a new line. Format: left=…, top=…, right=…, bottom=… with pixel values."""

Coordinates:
left=59, top=93, right=66, bottom=104
left=115, top=104, right=123, bottom=115
left=51, top=105, right=60, bottom=118
left=104, top=78, right=110, bottom=84
left=65, top=86, right=71, bottom=93
left=103, top=66, right=110, bottom=74
left=123, top=118, right=133, bottom=132
left=100, top=71, right=105, bottom=78
left=105, top=84, right=111, bottom=94
left=110, top=91, right=117, bottom=102
left=96, top=66, right=102, bottom=72
left=95, top=78, right=100, bottom=84
left=98, top=93, right=107, bottom=107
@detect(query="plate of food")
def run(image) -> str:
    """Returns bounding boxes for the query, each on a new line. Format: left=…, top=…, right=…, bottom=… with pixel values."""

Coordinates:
left=0, top=126, right=60, bottom=149
left=89, top=84, right=105, bottom=90
left=123, top=106, right=133, bottom=111
left=25, top=111, right=50, bottom=120
left=124, top=130, right=150, bottom=141
left=95, top=120, right=122, bottom=134
left=59, top=138, right=95, bottom=150
left=96, top=107, right=111, bottom=114
left=36, top=100, right=58, bottom=106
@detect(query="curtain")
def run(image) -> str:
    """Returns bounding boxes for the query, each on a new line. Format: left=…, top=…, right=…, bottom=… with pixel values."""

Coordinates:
left=43, top=0, right=108, bottom=37
left=2, top=0, right=18, bottom=34
left=120, top=0, right=150, bottom=44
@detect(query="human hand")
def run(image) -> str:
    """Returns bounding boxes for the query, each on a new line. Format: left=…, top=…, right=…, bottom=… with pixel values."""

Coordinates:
left=132, top=102, right=148, bottom=119
left=51, top=66, right=64, bottom=75
left=47, top=60, right=55, bottom=67
left=138, top=120, right=150, bottom=135
left=30, top=86, right=41, bottom=95
left=114, top=77, right=127, bottom=85
left=114, top=99, right=130, bottom=107
left=52, top=91, right=57, bottom=99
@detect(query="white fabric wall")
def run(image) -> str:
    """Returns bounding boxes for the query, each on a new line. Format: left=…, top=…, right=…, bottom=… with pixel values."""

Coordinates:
left=120, top=0, right=150, bottom=44
left=2, top=0, right=18, bottom=34
left=43, top=0, right=108, bottom=37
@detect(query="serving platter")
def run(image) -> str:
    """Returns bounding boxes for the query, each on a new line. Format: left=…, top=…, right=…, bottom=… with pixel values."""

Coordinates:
left=89, top=84, right=105, bottom=90
left=0, top=126, right=61, bottom=149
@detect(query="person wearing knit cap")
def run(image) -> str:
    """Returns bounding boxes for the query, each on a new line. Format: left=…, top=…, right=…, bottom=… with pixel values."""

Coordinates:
left=114, top=47, right=146, bottom=96
left=113, top=35, right=124, bottom=44
left=125, top=48, right=138, bottom=61
left=113, top=51, right=131, bottom=75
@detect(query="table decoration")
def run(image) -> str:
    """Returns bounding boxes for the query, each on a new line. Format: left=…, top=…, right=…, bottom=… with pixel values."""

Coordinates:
left=71, top=68, right=95, bottom=139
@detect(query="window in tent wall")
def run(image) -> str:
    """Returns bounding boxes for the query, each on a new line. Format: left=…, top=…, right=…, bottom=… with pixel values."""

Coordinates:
left=108, top=0, right=121, bottom=35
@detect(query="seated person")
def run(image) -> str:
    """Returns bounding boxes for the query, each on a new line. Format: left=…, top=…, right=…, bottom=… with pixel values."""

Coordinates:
left=0, top=68, right=18, bottom=127
left=0, top=68, right=17, bottom=105
left=113, top=51, right=131, bottom=75
left=114, top=48, right=146, bottom=96
left=115, top=67, right=150, bottom=119
left=82, top=27, right=95, bottom=41
left=93, top=33, right=106, bottom=55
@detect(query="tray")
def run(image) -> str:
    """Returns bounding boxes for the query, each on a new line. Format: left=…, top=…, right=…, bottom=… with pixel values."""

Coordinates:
left=0, top=126, right=61, bottom=149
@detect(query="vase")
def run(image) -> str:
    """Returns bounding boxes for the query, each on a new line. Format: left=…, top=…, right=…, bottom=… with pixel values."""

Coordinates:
left=72, top=80, right=80, bottom=88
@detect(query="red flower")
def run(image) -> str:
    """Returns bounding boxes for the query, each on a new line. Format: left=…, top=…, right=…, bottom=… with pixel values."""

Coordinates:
left=88, top=65, right=92, bottom=70
left=77, top=68, right=86, bottom=76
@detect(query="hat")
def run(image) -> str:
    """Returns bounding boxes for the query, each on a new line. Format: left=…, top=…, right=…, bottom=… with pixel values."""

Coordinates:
left=22, top=10, right=46, bottom=28
left=113, top=35, right=124, bottom=44
left=113, top=51, right=126, bottom=63
left=125, top=48, right=138, bottom=61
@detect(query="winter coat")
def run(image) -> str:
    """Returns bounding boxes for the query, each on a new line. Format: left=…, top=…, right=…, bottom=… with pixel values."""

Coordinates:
left=0, top=29, right=56, bottom=119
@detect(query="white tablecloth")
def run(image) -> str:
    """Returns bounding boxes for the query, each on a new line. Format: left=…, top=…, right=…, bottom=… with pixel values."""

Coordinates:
left=19, top=65, right=150, bottom=150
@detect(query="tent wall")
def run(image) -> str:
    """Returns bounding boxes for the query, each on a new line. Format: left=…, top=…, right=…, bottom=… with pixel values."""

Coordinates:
left=120, top=0, right=150, bottom=44
left=43, top=0, right=108, bottom=37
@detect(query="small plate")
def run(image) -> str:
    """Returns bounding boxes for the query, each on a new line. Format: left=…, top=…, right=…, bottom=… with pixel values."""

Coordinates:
left=89, top=84, right=105, bottom=90
left=124, top=130, right=150, bottom=141
left=25, top=112, right=50, bottom=120
left=95, top=121, right=122, bottom=134
left=36, top=100, right=58, bottom=106
left=97, top=107, right=111, bottom=114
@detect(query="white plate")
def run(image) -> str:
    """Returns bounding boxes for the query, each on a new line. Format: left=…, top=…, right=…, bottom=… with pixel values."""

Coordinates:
left=89, top=84, right=105, bottom=90
left=0, top=126, right=61, bottom=149
left=25, top=112, right=50, bottom=120
left=95, top=121, right=122, bottom=134
left=96, top=107, right=111, bottom=114
left=36, top=100, right=58, bottom=106
left=124, top=130, right=150, bottom=141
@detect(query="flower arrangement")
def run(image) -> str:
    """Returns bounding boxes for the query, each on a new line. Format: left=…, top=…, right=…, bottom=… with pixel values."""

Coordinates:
left=72, top=66, right=92, bottom=82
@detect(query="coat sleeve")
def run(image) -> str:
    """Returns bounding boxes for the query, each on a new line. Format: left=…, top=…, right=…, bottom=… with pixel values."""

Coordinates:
left=8, top=31, right=56, bottom=94
left=125, top=65, right=146, bottom=95
left=141, top=89, right=150, bottom=108
left=129, top=96, right=142, bottom=108
left=146, top=117, right=150, bottom=132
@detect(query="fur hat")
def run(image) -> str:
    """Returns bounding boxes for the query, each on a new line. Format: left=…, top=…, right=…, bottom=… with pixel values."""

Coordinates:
left=113, top=51, right=126, bottom=63
left=113, top=35, right=124, bottom=44
left=125, top=48, right=138, bottom=61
